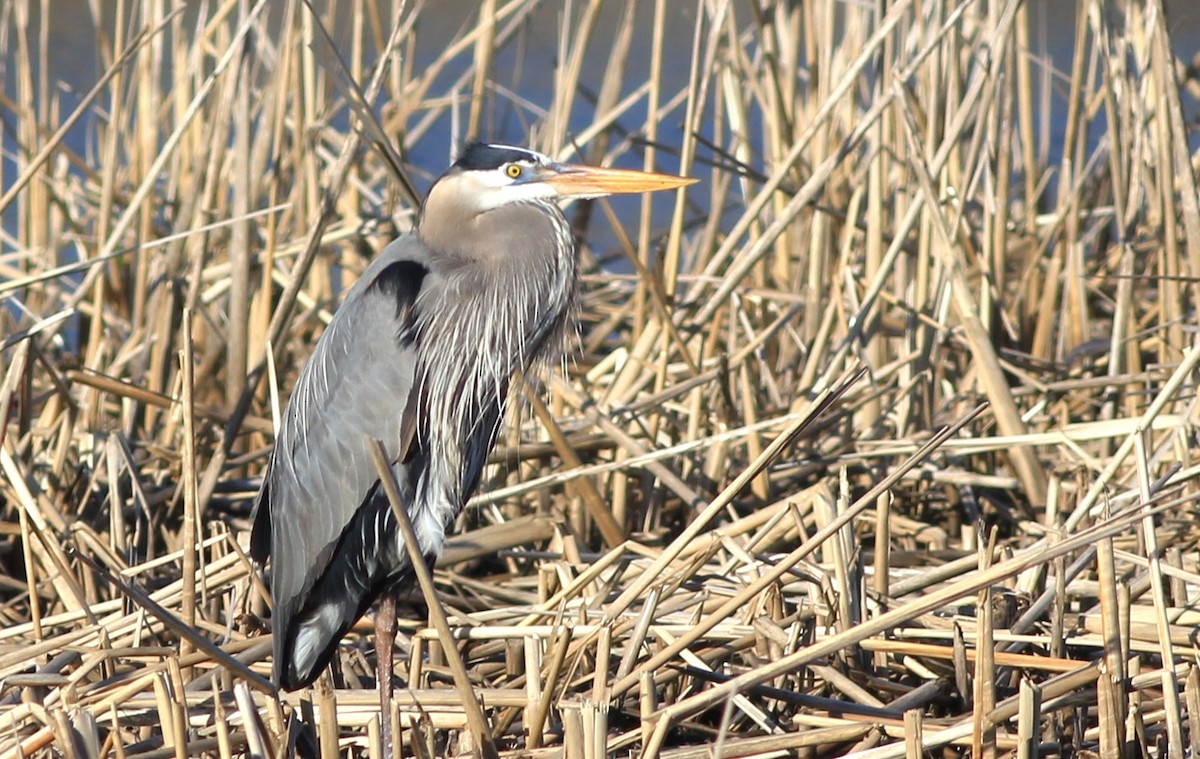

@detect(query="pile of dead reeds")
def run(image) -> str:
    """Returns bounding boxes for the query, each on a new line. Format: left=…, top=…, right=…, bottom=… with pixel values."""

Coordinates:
left=4, top=0, right=1200, bottom=756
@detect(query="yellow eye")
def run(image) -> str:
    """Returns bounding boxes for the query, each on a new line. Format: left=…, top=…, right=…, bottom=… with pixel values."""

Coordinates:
left=505, top=163, right=523, bottom=179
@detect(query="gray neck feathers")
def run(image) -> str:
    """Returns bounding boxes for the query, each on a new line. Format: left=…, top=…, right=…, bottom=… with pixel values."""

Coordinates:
left=413, top=199, right=577, bottom=506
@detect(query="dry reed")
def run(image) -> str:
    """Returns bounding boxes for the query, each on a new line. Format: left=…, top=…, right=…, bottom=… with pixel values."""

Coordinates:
left=3, top=0, right=1200, bottom=756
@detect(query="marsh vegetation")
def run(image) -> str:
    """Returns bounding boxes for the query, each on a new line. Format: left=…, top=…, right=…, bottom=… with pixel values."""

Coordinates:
left=3, top=0, right=1200, bottom=756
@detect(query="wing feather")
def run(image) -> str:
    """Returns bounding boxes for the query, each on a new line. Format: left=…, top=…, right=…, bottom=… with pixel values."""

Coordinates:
left=250, top=235, right=434, bottom=686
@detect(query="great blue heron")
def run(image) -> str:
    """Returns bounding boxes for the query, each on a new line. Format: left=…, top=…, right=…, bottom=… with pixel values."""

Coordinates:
left=249, top=142, right=694, bottom=716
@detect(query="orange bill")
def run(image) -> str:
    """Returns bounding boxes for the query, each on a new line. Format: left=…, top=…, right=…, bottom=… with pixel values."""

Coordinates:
left=545, top=163, right=698, bottom=198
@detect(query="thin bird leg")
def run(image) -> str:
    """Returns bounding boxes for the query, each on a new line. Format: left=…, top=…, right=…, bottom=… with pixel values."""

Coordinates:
left=376, top=594, right=397, bottom=758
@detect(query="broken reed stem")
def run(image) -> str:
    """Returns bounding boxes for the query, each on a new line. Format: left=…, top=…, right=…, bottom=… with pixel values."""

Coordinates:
left=180, top=309, right=198, bottom=677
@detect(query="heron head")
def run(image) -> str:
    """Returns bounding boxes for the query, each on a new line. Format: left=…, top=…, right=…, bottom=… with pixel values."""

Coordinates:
left=424, top=142, right=697, bottom=220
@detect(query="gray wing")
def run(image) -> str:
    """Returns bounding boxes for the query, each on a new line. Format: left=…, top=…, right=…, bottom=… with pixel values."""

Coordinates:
left=250, top=234, right=434, bottom=688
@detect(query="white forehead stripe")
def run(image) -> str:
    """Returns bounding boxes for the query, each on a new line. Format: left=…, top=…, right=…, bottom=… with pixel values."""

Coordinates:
left=484, top=143, right=550, bottom=164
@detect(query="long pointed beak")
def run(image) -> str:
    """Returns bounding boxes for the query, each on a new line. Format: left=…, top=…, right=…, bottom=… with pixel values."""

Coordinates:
left=544, top=163, right=698, bottom=198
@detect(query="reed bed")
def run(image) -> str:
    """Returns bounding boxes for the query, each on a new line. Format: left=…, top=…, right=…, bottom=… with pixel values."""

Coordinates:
left=3, top=0, right=1200, bottom=755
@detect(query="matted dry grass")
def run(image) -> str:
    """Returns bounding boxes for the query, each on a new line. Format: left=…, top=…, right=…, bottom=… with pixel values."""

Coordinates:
left=4, top=0, right=1200, bottom=756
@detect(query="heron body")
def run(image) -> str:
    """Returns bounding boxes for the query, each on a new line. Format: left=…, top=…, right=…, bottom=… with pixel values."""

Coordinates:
left=250, top=143, right=695, bottom=694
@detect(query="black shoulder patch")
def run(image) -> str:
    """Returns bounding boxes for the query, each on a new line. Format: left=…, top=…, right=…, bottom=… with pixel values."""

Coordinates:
left=250, top=483, right=271, bottom=563
left=454, top=142, right=542, bottom=171
left=370, top=260, right=428, bottom=343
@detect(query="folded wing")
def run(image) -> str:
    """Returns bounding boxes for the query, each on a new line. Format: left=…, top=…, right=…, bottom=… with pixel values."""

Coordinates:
left=250, top=235, right=435, bottom=688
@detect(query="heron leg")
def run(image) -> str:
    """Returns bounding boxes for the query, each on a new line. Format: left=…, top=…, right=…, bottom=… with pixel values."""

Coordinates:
left=376, top=595, right=397, bottom=758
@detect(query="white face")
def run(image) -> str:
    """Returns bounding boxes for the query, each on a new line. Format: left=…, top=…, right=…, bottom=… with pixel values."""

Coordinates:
left=454, top=146, right=560, bottom=213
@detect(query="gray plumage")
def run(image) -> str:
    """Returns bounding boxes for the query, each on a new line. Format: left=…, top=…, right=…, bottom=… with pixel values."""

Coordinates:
left=250, top=142, right=694, bottom=691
